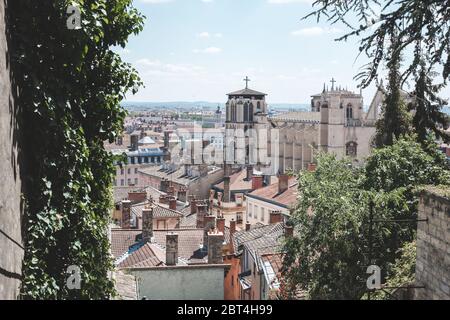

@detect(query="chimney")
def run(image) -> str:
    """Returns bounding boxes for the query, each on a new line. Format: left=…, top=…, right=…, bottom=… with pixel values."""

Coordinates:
left=165, top=233, right=179, bottom=266
left=252, top=175, right=264, bottom=190
left=121, top=200, right=132, bottom=229
left=167, top=185, right=175, bottom=197
left=190, top=196, right=197, bottom=215
left=177, top=188, right=187, bottom=203
left=270, top=211, right=283, bottom=224
left=207, top=230, right=224, bottom=264
left=246, top=166, right=253, bottom=181
left=203, top=215, right=216, bottom=249
left=278, top=174, right=289, bottom=194
left=196, top=202, right=207, bottom=229
left=142, top=207, right=154, bottom=242
left=216, top=217, right=225, bottom=234
left=128, top=191, right=147, bottom=204
left=163, top=130, right=171, bottom=150
left=168, top=197, right=177, bottom=211
left=159, top=194, right=168, bottom=205
left=285, top=225, right=294, bottom=238
left=245, top=222, right=251, bottom=231
left=229, top=219, right=236, bottom=237
left=308, top=163, right=317, bottom=172
left=223, top=177, right=230, bottom=203
left=130, top=134, right=139, bottom=151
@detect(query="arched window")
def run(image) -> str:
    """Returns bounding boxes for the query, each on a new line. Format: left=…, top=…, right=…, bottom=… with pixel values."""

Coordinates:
left=257, top=101, right=261, bottom=111
left=346, top=104, right=353, bottom=119
left=244, top=102, right=249, bottom=122
left=249, top=103, right=254, bottom=122
left=346, top=141, right=358, bottom=157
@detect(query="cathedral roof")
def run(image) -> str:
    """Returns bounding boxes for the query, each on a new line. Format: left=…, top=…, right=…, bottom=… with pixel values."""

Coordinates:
left=227, top=88, right=267, bottom=97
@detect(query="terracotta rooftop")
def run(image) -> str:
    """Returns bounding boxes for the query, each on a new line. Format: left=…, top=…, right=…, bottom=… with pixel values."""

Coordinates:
left=246, top=177, right=298, bottom=208
left=111, top=228, right=206, bottom=268
left=131, top=201, right=184, bottom=219
left=232, top=222, right=284, bottom=255
left=214, top=169, right=267, bottom=192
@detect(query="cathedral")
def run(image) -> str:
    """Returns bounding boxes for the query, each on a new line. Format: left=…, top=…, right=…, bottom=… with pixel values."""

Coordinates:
left=224, top=77, right=381, bottom=174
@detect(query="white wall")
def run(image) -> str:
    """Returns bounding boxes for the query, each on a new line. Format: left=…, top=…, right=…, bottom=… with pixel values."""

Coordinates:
left=130, top=265, right=226, bottom=300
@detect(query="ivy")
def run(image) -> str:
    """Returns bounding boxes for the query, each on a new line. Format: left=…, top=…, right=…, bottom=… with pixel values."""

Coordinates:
left=8, top=1, right=144, bottom=299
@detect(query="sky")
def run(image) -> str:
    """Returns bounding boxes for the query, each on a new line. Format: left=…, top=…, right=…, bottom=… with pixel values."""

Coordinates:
left=118, top=0, right=449, bottom=105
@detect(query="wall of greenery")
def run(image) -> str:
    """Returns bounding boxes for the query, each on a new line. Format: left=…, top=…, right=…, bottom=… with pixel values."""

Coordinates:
left=8, top=0, right=144, bottom=299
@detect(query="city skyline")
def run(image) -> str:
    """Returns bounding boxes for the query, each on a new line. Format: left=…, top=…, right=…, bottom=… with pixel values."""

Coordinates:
left=119, top=0, right=387, bottom=104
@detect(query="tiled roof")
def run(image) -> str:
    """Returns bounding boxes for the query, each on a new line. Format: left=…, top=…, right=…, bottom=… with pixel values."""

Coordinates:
left=113, top=186, right=164, bottom=204
left=214, top=169, right=253, bottom=192
left=261, top=253, right=283, bottom=290
left=247, top=177, right=298, bottom=208
left=270, top=111, right=321, bottom=124
left=111, top=228, right=206, bottom=267
left=138, top=166, right=198, bottom=186
left=228, top=88, right=266, bottom=96
left=180, top=212, right=197, bottom=228
left=113, top=271, right=137, bottom=300
left=232, top=223, right=284, bottom=255
left=117, top=242, right=165, bottom=268
left=131, top=202, right=183, bottom=219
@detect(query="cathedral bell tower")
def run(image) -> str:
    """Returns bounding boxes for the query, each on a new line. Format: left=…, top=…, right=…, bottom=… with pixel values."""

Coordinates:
left=223, top=77, right=269, bottom=201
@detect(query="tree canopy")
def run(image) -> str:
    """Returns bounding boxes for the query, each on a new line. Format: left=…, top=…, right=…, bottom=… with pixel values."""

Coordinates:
left=283, top=136, right=450, bottom=299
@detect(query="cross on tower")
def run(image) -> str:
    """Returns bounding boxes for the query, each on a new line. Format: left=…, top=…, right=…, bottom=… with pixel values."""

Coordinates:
left=243, top=76, right=251, bottom=89
left=330, top=77, right=336, bottom=91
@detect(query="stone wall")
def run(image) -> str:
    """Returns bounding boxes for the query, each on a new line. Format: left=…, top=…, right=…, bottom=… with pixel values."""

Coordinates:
left=414, top=187, right=450, bottom=300
left=0, top=0, right=24, bottom=300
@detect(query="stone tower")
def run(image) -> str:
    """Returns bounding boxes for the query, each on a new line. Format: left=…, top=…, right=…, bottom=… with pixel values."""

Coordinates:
left=223, top=77, right=270, bottom=201
left=314, top=79, right=364, bottom=158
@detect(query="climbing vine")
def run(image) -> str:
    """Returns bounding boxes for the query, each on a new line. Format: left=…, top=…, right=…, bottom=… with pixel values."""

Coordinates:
left=8, top=0, right=144, bottom=299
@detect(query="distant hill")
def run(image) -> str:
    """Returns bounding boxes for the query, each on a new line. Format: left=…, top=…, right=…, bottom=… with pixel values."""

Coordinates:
left=121, top=102, right=450, bottom=115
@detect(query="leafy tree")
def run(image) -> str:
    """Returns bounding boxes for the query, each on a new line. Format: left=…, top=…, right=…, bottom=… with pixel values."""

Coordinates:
left=368, top=241, right=417, bottom=300
left=283, top=137, right=450, bottom=299
left=409, top=59, right=450, bottom=144
left=305, top=0, right=450, bottom=87
left=8, top=1, right=144, bottom=299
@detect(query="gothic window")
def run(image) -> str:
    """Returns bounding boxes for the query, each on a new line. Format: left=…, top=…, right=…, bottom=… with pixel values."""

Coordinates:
left=346, top=141, right=357, bottom=157
left=244, top=102, right=249, bottom=122
left=346, top=104, right=353, bottom=119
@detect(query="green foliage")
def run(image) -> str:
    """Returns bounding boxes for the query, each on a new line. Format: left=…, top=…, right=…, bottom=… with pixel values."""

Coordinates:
left=283, top=137, right=450, bottom=300
left=305, top=0, right=450, bottom=87
left=373, top=32, right=412, bottom=147
left=369, top=241, right=417, bottom=300
left=410, top=60, right=450, bottom=144
left=9, top=1, right=144, bottom=299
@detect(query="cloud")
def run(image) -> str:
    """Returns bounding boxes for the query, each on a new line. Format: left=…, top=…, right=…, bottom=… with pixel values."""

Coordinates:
left=193, top=47, right=222, bottom=54
left=135, top=59, right=205, bottom=78
left=196, top=32, right=223, bottom=38
left=291, top=26, right=343, bottom=36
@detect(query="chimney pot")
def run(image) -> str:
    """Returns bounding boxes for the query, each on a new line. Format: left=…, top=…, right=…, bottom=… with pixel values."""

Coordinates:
left=207, top=231, right=224, bottom=264
left=245, top=222, right=251, bottom=231
left=285, top=225, right=294, bottom=238
left=252, top=175, right=264, bottom=190
left=216, top=217, right=225, bottom=233
left=308, top=163, right=317, bottom=172
left=278, top=174, right=289, bottom=194
left=169, top=197, right=177, bottom=211
left=230, top=219, right=236, bottom=236
left=142, top=208, right=154, bottom=242
left=269, top=211, right=283, bottom=225
left=166, top=233, right=179, bottom=266
left=121, top=200, right=132, bottom=229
